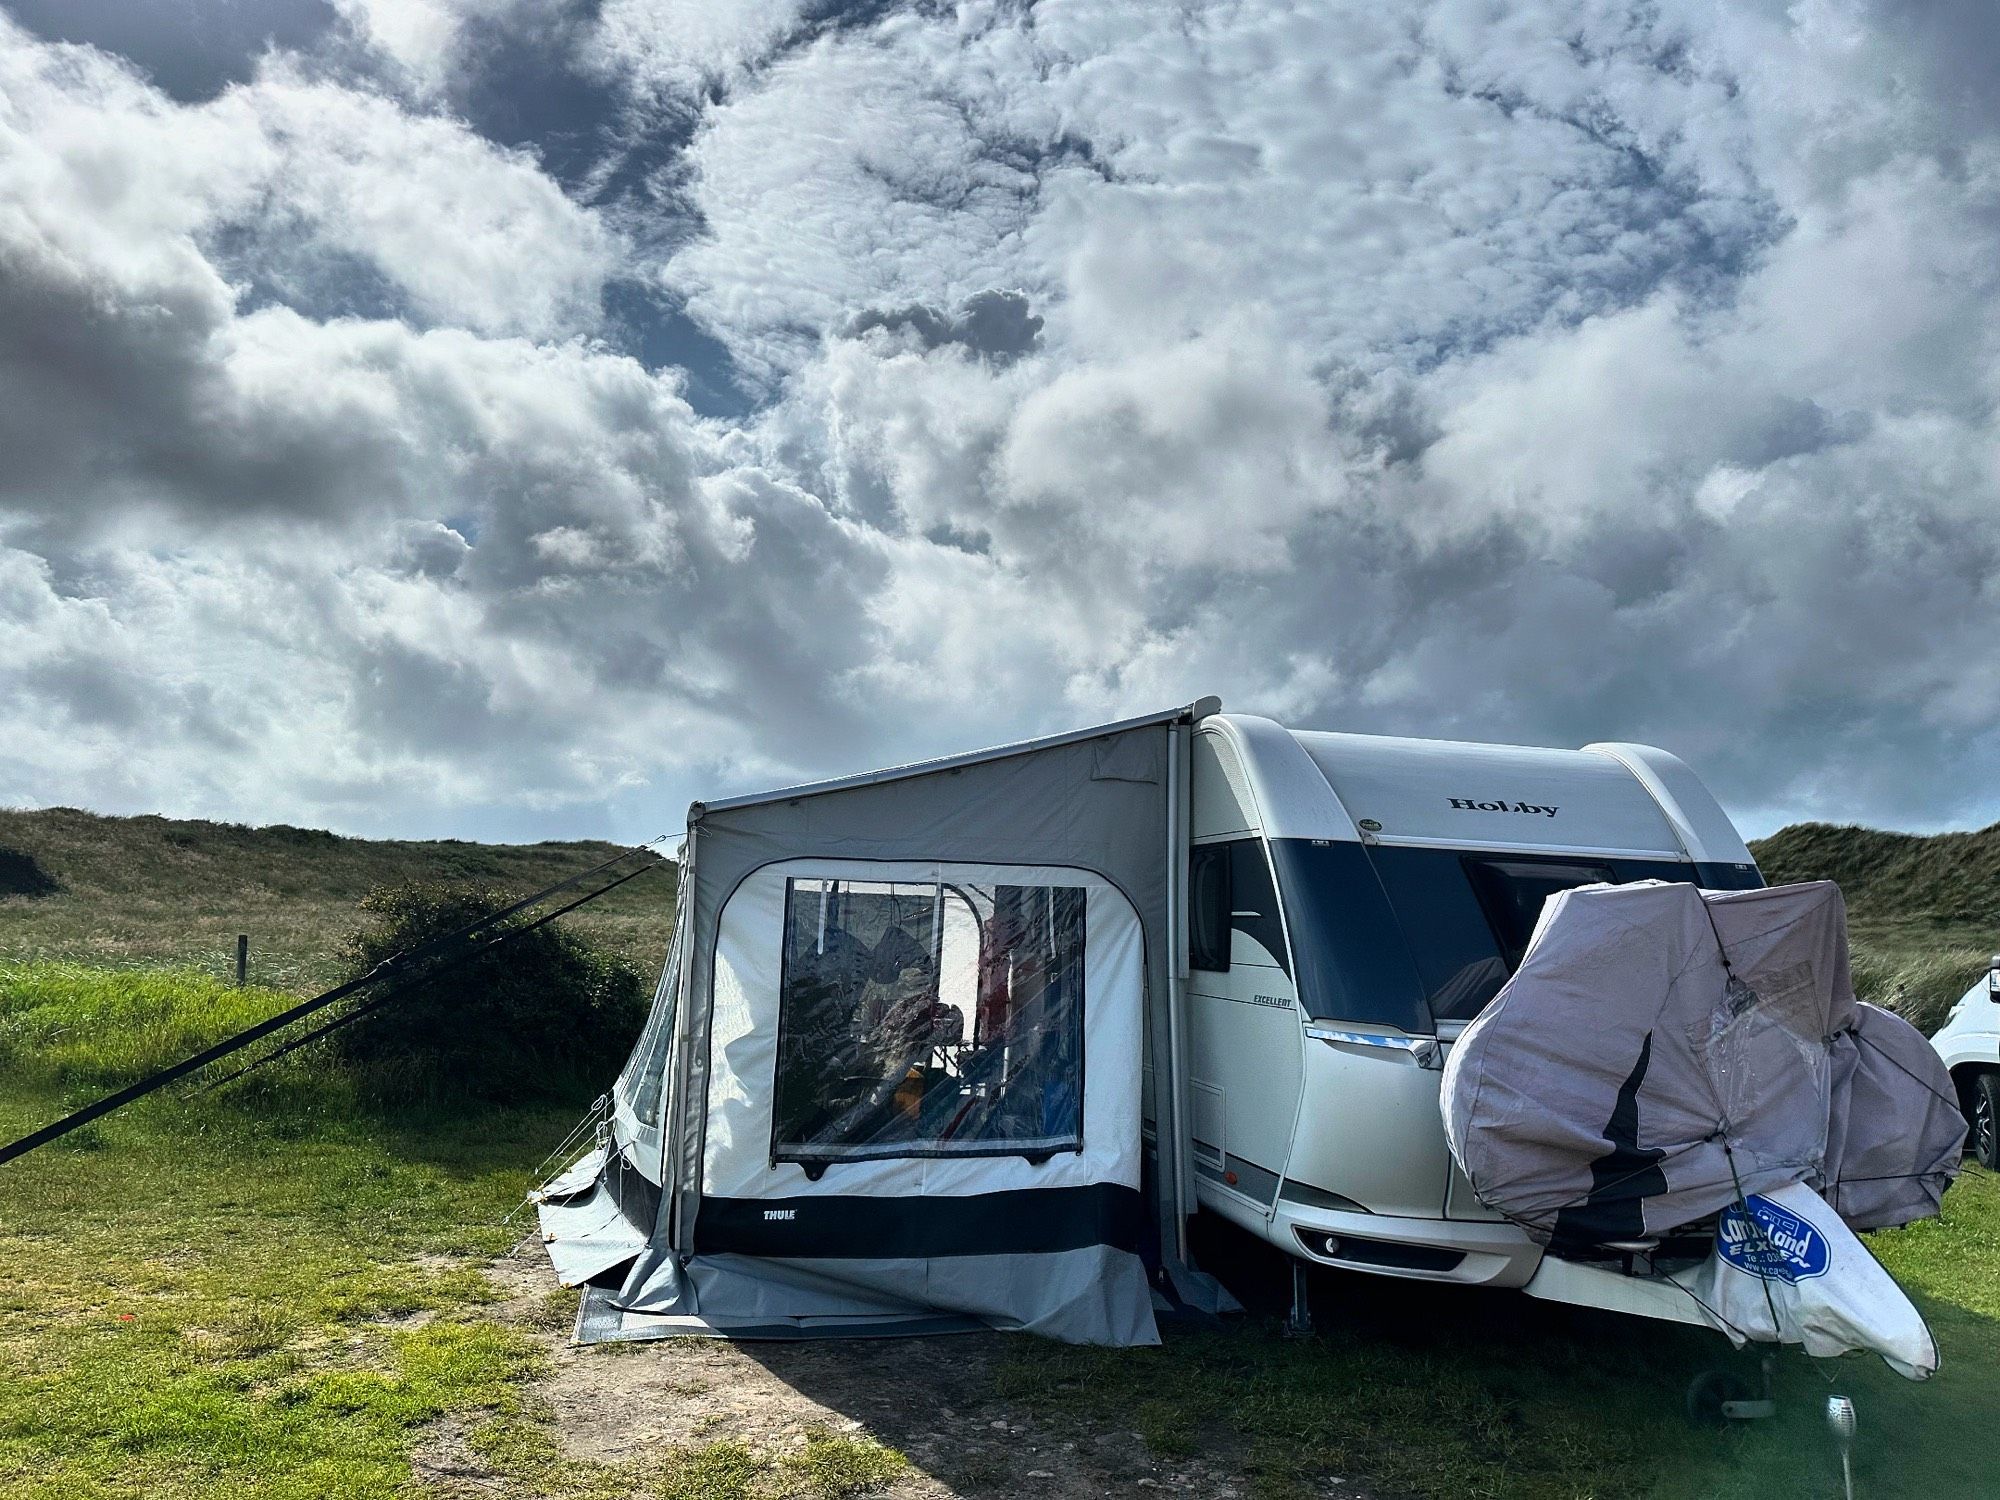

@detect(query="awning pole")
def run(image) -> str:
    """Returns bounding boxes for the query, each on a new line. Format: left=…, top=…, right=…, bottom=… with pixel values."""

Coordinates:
left=663, top=823, right=702, bottom=1252
left=1164, top=718, right=1196, bottom=1265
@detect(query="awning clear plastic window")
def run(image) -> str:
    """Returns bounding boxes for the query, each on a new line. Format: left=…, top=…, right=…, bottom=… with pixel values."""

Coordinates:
left=771, top=877, right=1087, bottom=1165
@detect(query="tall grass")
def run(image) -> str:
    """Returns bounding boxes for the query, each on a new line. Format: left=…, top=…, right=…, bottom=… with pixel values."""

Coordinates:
left=1850, top=941, right=1992, bottom=1036
left=0, top=805, right=674, bottom=990
left=1751, top=819, right=2000, bottom=925
left=0, top=961, right=290, bottom=1089
left=0, top=960, right=368, bottom=1148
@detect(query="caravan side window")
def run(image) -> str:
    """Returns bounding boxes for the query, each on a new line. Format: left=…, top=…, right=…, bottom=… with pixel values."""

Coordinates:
left=1188, top=839, right=1290, bottom=975
left=1189, top=844, right=1231, bottom=971
left=771, top=876, right=1087, bottom=1166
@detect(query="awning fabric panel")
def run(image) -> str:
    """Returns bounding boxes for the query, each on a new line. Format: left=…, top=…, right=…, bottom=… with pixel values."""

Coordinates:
left=578, top=1243, right=1153, bottom=1345
left=543, top=705, right=1214, bottom=1348
left=587, top=860, right=1156, bottom=1346
left=533, top=1145, right=658, bottom=1287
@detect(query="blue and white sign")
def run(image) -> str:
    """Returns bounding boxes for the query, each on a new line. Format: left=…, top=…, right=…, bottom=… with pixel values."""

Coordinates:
left=1684, top=1181, right=1935, bottom=1377
left=1716, top=1194, right=1831, bottom=1284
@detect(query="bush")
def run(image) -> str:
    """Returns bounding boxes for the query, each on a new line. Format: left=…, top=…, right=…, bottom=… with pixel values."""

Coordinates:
left=0, top=847, right=58, bottom=898
left=329, top=882, right=650, bottom=1105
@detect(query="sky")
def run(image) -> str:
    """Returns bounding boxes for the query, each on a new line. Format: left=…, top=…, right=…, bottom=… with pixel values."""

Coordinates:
left=1, top=0, right=1997, bottom=844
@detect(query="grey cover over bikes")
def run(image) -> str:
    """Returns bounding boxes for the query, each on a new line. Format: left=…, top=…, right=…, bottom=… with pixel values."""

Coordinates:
left=1441, top=881, right=1962, bottom=1250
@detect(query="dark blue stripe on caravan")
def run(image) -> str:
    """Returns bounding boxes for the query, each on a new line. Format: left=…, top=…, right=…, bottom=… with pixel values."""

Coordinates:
left=694, top=1184, right=1145, bottom=1259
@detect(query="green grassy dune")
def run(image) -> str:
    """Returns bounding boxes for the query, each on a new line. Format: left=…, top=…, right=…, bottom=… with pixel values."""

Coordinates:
left=1749, top=820, right=2000, bottom=1033
left=0, top=807, right=674, bottom=989
left=1752, top=819, right=2000, bottom=928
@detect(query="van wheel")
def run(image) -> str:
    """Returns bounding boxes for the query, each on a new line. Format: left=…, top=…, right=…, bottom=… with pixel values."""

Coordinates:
left=1971, top=1072, right=2000, bottom=1171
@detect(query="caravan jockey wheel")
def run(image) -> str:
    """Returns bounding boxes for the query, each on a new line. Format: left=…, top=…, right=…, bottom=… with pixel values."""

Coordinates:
left=1685, top=1371, right=1753, bottom=1426
left=1685, top=1361, right=1777, bottom=1426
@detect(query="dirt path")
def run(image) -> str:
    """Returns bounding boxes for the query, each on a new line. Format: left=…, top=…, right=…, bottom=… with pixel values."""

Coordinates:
left=473, top=1245, right=1351, bottom=1500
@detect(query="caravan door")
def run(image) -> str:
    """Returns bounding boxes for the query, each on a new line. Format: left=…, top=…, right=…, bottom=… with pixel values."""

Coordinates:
left=1185, top=837, right=1304, bottom=1217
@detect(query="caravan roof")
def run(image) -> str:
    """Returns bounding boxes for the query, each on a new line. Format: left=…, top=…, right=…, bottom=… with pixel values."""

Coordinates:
left=1204, top=715, right=1755, bottom=867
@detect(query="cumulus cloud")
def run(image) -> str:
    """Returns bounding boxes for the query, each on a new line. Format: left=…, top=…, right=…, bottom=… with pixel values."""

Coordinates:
left=665, top=2, right=1777, bottom=379
left=0, top=26, right=614, bottom=350
left=330, top=0, right=532, bottom=95
left=3, top=1, right=2000, bottom=842
left=584, top=0, right=811, bottom=99
left=846, top=288, right=1043, bottom=363
left=0, top=16, right=900, bottom=833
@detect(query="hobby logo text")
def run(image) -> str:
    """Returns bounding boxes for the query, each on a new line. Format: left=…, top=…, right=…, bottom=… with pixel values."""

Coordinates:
left=1449, top=798, right=1559, bottom=817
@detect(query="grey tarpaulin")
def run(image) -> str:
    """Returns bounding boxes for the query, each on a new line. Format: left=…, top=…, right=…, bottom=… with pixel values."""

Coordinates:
left=533, top=1145, right=659, bottom=1286
left=539, top=698, right=1230, bottom=1346
left=1441, top=880, right=1961, bottom=1250
left=1824, top=1002, right=1965, bottom=1229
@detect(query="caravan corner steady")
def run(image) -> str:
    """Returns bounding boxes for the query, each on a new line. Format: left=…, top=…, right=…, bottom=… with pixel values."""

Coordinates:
left=537, top=701, right=1784, bottom=1345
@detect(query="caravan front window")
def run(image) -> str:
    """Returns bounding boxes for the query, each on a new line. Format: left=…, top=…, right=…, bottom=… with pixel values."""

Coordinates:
left=1271, top=841, right=1748, bottom=1031
left=1463, top=858, right=1615, bottom=970
left=771, top=876, right=1087, bottom=1166
left=1368, top=848, right=1698, bottom=1022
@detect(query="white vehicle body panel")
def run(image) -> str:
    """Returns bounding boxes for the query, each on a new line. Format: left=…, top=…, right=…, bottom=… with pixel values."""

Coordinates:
left=1931, top=971, right=2000, bottom=1074
left=1185, top=924, right=1303, bottom=1209
left=1292, top=732, right=1687, bottom=858
left=1521, top=1255, right=1716, bottom=1327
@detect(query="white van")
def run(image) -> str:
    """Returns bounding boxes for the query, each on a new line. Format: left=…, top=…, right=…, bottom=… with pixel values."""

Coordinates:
left=1931, top=963, right=2000, bottom=1170
left=1183, top=715, right=1763, bottom=1321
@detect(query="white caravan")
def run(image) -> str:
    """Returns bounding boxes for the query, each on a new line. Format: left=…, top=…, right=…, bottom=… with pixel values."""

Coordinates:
left=541, top=700, right=1781, bottom=1344
left=1182, top=715, right=1764, bottom=1324
left=1931, top=961, right=2000, bottom=1170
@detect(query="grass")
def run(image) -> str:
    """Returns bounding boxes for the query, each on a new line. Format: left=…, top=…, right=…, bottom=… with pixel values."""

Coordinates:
left=996, top=1170, right=2000, bottom=1498
left=0, top=814, right=1995, bottom=1497
left=1751, top=819, right=2000, bottom=927
left=0, top=806, right=674, bottom=989
left=0, top=960, right=547, bottom=1498
left=0, top=962, right=902, bottom=1500
left=3, top=959, right=1992, bottom=1500
left=1847, top=927, right=1991, bottom=1035
left=461, top=1415, right=904, bottom=1500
